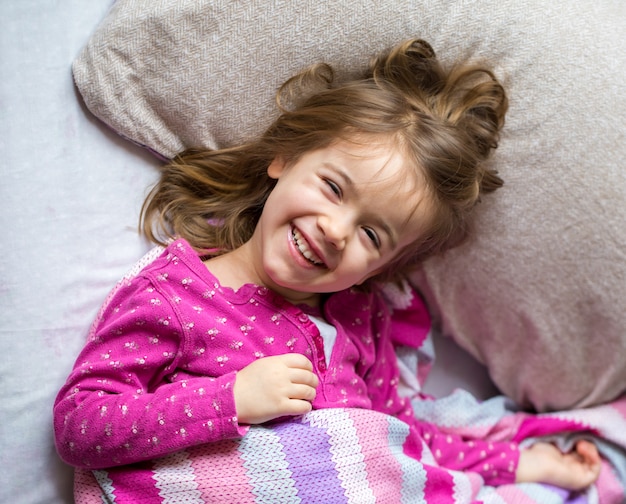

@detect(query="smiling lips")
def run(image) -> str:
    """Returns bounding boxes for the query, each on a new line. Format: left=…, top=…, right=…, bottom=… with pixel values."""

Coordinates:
left=292, top=227, right=325, bottom=267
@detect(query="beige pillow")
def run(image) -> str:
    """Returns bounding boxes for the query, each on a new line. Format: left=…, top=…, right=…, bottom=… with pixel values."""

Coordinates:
left=73, top=0, right=626, bottom=411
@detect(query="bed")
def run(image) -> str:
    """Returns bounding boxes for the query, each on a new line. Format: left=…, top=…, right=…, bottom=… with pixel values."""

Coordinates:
left=2, top=1, right=625, bottom=503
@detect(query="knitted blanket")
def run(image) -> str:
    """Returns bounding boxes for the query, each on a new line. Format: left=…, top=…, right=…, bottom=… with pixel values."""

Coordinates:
left=74, top=392, right=626, bottom=503
left=72, top=249, right=626, bottom=502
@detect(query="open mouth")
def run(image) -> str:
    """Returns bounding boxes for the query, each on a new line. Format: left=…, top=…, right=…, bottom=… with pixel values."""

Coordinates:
left=292, top=227, right=325, bottom=266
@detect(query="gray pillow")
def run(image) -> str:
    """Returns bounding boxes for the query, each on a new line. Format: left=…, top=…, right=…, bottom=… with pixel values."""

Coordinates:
left=73, top=0, right=626, bottom=411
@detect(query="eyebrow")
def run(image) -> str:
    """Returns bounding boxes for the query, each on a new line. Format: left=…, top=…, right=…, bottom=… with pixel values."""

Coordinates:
left=323, top=163, right=399, bottom=249
left=324, top=162, right=354, bottom=189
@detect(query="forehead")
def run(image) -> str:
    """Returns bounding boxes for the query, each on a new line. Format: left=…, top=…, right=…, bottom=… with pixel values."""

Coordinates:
left=325, top=137, right=415, bottom=183
left=324, top=139, right=433, bottom=239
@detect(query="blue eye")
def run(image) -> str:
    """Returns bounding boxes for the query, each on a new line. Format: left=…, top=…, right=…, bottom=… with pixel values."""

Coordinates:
left=363, top=227, right=381, bottom=248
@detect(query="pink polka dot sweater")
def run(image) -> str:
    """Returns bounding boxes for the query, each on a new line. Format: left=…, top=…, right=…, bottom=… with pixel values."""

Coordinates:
left=53, top=239, right=518, bottom=486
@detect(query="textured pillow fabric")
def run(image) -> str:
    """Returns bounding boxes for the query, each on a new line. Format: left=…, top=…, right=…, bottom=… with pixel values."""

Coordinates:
left=73, top=0, right=626, bottom=411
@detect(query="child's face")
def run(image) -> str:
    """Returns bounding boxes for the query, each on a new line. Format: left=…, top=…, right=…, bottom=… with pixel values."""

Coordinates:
left=249, top=139, right=432, bottom=303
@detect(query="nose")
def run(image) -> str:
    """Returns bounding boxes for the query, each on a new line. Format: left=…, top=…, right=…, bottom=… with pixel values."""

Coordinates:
left=318, top=213, right=350, bottom=250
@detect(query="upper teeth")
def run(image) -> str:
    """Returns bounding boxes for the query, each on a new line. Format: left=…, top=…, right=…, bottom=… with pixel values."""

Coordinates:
left=293, top=229, right=323, bottom=265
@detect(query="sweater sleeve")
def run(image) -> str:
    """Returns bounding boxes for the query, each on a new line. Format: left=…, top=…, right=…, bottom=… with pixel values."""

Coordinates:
left=53, top=275, right=247, bottom=469
left=366, top=286, right=519, bottom=487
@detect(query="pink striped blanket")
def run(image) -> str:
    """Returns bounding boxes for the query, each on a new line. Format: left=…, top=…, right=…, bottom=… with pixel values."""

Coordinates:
left=72, top=248, right=626, bottom=502
left=74, top=390, right=626, bottom=503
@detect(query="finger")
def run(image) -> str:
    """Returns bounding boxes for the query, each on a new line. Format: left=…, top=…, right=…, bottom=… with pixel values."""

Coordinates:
left=288, top=383, right=317, bottom=402
left=282, top=398, right=314, bottom=416
left=575, top=440, right=602, bottom=471
left=288, top=368, right=319, bottom=388
left=280, top=353, right=313, bottom=371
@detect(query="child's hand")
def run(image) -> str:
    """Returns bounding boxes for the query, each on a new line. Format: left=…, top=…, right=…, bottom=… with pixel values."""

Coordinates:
left=233, top=353, right=319, bottom=425
left=516, top=439, right=601, bottom=490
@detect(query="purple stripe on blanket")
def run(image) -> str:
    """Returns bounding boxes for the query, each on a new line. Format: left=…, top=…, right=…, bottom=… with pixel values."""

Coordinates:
left=547, top=484, right=589, bottom=504
left=273, top=419, right=347, bottom=502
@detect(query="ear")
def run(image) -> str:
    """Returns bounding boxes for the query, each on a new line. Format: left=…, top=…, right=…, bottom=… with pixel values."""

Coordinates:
left=267, top=156, right=287, bottom=179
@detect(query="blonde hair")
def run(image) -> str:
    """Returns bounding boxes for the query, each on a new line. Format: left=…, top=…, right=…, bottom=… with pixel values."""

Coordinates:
left=141, top=38, right=507, bottom=283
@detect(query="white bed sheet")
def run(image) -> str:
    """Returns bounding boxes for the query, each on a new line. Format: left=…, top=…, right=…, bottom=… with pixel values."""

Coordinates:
left=1, top=2, right=160, bottom=502
left=0, top=2, right=495, bottom=503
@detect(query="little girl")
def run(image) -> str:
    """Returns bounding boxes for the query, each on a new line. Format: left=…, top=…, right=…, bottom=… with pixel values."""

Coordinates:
left=54, top=39, right=600, bottom=492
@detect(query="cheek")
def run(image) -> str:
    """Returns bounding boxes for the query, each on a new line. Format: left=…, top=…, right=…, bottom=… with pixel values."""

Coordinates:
left=346, top=249, right=387, bottom=276
left=262, top=184, right=297, bottom=219
left=268, top=177, right=310, bottom=206
left=358, top=246, right=407, bottom=279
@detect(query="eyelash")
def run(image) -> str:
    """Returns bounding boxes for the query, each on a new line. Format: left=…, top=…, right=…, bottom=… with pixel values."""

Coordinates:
left=325, top=179, right=341, bottom=197
left=363, top=227, right=381, bottom=248
left=323, top=178, right=381, bottom=248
